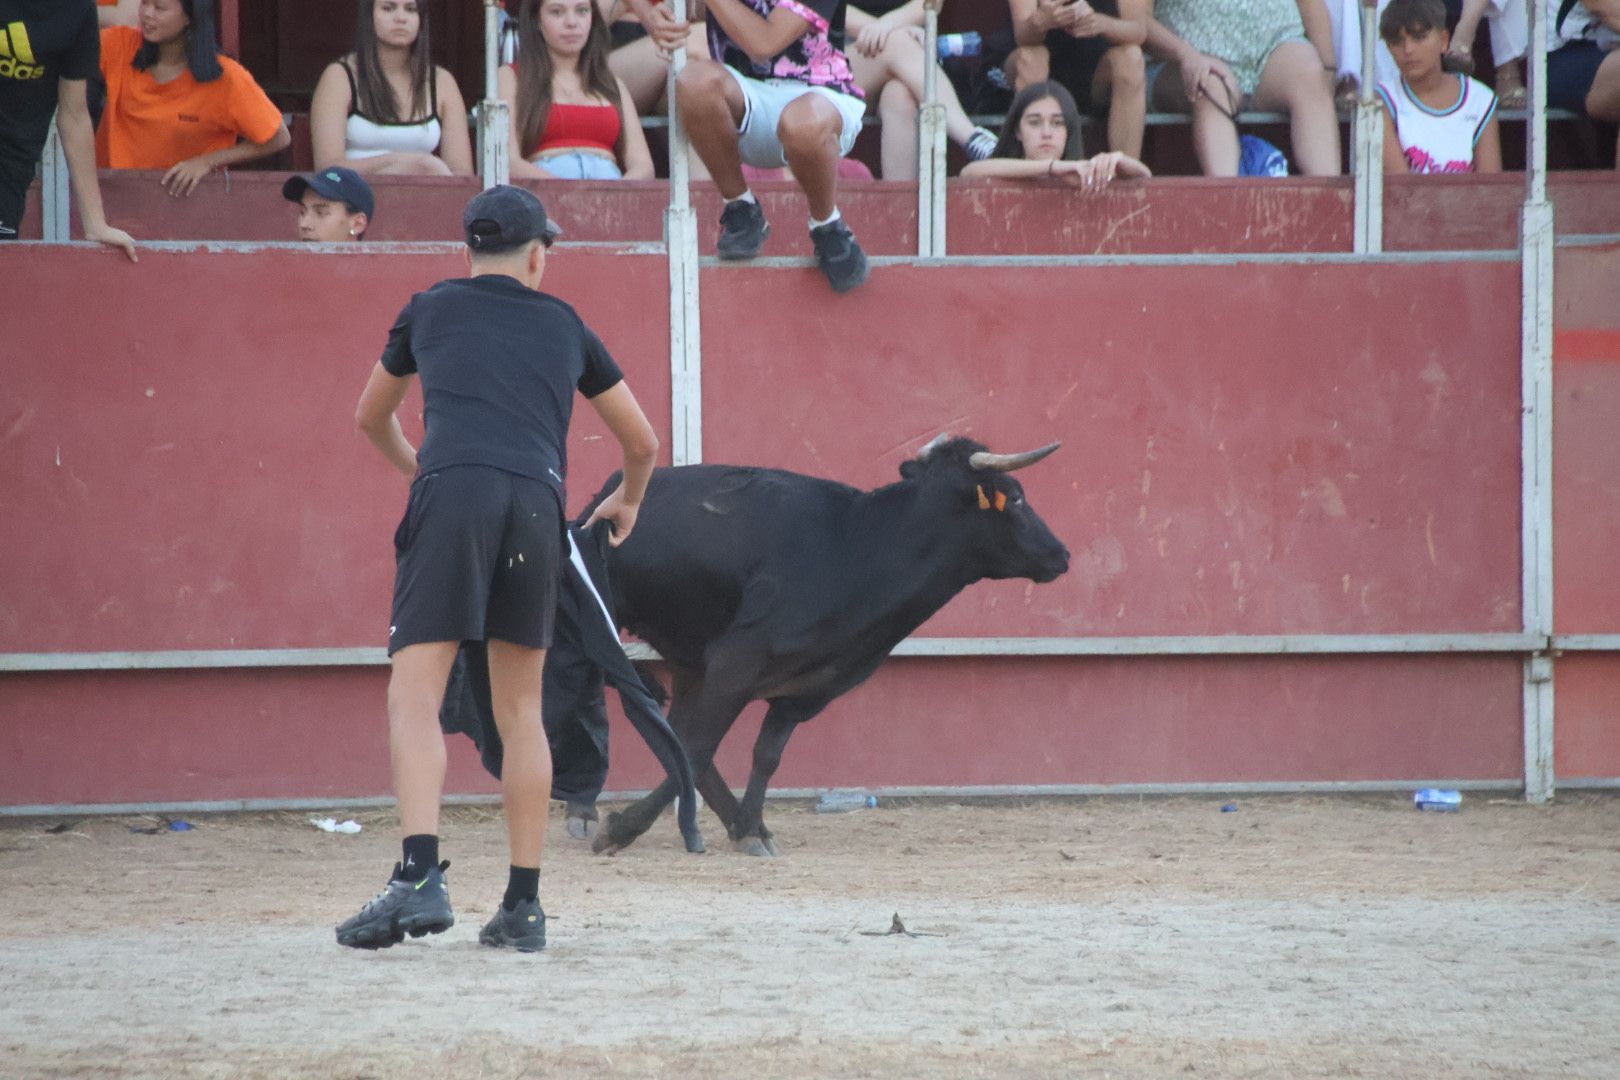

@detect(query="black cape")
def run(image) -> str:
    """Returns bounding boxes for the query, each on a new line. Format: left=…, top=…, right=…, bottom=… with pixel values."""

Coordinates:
left=438, top=521, right=702, bottom=852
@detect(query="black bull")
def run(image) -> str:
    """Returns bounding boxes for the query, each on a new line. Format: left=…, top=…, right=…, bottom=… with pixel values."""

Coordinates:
left=440, top=436, right=1069, bottom=856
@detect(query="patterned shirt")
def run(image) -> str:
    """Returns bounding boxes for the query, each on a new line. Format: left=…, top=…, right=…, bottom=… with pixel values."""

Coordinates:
left=1152, top=0, right=1306, bottom=97
left=708, top=0, right=862, bottom=99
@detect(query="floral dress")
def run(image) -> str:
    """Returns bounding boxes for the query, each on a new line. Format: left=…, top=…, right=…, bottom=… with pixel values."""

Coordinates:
left=1153, top=0, right=1308, bottom=97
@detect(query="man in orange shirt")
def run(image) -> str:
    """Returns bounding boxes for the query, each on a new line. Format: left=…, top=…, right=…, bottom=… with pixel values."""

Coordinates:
left=97, top=0, right=287, bottom=196
left=0, top=0, right=135, bottom=254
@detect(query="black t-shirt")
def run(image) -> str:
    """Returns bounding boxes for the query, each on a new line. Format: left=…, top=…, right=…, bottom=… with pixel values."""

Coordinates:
left=379, top=275, right=625, bottom=492
left=0, top=0, right=99, bottom=180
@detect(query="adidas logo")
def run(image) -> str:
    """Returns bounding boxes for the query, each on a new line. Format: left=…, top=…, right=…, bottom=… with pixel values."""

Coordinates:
left=0, top=21, right=46, bottom=81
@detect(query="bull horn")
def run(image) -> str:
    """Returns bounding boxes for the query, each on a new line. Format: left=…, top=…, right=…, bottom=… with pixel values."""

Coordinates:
left=968, top=442, right=1061, bottom=473
left=916, top=433, right=954, bottom=460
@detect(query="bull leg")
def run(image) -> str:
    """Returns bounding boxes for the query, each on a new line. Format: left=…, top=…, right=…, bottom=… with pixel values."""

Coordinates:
left=696, top=763, right=741, bottom=835
left=731, top=697, right=828, bottom=857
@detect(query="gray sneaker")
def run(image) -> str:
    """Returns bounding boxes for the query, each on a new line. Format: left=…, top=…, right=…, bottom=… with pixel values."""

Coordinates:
left=811, top=219, right=869, bottom=293
left=717, top=198, right=770, bottom=260
left=479, top=898, right=547, bottom=952
left=335, top=861, right=454, bottom=950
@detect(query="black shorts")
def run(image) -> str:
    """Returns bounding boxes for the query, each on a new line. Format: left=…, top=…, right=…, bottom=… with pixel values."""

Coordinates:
left=389, top=465, right=564, bottom=655
left=1047, top=32, right=1112, bottom=116
left=1548, top=41, right=1616, bottom=116
left=610, top=20, right=648, bottom=50
left=0, top=163, right=29, bottom=240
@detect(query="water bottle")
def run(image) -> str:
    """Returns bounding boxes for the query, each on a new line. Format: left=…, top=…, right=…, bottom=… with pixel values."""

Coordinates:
left=937, top=32, right=982, bottom=60
left=815, top=789, right=878, bottom=813
left=1413, top=788, right=1462, bottom=813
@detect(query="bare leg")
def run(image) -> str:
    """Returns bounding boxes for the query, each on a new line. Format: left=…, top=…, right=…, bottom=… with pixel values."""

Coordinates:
left=1010, top=44, right=1049, bottom=92
left=778, top=93, right=844, bottom=221
left=876, top=79, right=919, bottom=180
left=385, top=641, right=460, bottom=838
left=1254, top=40, right=1342, bottom=176
left=1093, top=43, right=1146, bottom=158
left=611, top=30, right=713, bottom=179
left=1156, top=61, right=1240, bottom=176
left=675, top=60, right=749, bottom=199
left=485, top=639, right=551, bottom=871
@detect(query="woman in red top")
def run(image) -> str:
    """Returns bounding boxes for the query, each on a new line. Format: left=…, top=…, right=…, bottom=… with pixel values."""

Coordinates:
left=97, top=0, right=289, bottom=196
left=497, top=0, right=654, bottom=180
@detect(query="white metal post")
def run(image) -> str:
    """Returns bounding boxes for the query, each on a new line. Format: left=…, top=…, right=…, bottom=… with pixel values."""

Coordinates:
left=665, top=11, right=703, bottom=465
left=917, top=0, right=946, bottom=257
left=1520, top=0, right=1555, bottom=803
left=1351, top=0, right=1382, bottom=254
left=41, top=116, right=71, bottom=241
left=478, top=0, right=510, bottom=187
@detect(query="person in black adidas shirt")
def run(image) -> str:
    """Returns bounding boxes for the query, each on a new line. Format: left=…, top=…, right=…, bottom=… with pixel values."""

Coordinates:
left=0, top=0, right=134, bottom=255
left=336, top=185, right=659, bottom=954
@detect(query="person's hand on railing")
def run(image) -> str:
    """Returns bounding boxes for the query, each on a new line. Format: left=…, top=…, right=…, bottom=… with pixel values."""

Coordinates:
left=627, top=0, right=692, bottom=56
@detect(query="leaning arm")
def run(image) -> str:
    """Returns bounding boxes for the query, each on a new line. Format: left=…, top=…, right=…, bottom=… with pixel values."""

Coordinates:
left=355, top=364, right=419, bottom=479
left=701, top=0, right=811, bottom=62
left=1295, top=0, right=1336, bottom=72
left=590, top=382, right=659, bottom=506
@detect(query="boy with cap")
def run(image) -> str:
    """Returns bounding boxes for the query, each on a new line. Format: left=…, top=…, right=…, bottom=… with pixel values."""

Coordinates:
left=282, top=166, right=375, bottom=242
left=340, top=184, right=660, bottom=953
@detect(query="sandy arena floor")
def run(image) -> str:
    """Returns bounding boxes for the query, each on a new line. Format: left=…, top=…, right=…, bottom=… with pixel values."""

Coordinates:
left=2, top=794, right=1617, bottom=1079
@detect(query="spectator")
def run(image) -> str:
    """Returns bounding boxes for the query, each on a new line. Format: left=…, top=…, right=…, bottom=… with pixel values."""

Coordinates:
left=640, top=0, right=872, bottom=291
left=1146, top=0, right=1341, bottom=176
left=1315, top=1, right=1525, bottom=110
left=844, top=0, right=999, bottom=178
left=497, top=0, right=655, bottom=179
left=96, top=0, right=290, bottom=196
left=596, top=0, right=711, bottom=116
left=309, top=0, right=474, bottom=177
left=284, top=166, right=375, bottom=241
left=1007, top=0, right=1149, bottom=157
left=0, top=0, right=135, bottom=255
left=1377, top=0, right=1499, bottom=173
left=1548, top=0, right=1620, bottom=168
left=960, top=79, right=1150, bottom=185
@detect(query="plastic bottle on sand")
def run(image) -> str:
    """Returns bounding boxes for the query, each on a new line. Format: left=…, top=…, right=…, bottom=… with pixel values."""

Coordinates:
left=816, top=789, right=878, bottom=813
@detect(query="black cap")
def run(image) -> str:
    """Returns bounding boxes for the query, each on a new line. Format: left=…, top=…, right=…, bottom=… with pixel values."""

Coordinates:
left=282, top=167, right=375, bottom=220
left=464, top=184, right=562, bottom=252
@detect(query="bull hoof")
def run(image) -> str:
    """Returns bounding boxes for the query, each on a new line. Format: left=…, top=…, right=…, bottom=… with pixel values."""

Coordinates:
left=733, top=835, right=779, bottom=857
left=566, top=814, right=598, bottom=842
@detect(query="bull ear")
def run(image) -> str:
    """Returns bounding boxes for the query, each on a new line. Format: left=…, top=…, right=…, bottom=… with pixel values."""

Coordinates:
left=968, top=442, right=1061, bottom=473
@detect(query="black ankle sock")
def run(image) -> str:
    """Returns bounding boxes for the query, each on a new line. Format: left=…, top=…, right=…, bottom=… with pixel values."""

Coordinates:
left=400, top=834, right=438, bottom=881
left=503, top=865, right=539, bottom=911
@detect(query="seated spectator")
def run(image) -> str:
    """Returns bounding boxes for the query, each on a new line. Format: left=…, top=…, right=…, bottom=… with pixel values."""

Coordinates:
left=96, top=0, right=290, bottom=195
left=1146, top=0, right=1341, bottom=176
left=309, top=0, right=474, bottom=177
left=1316, top=1, right=1525, bottom=110
left=652, top=0, right=874, bottom=291
left=844, top=0, right=999, bottom=178
left=497, top=0, right=655, bottom=179
left=1006, top=0, right=1148, bottom=157
left=283, top=166, right=375, bottom=241
left=1377, top=0, right=1500, bottom=173
left=1548, top=0, right=1620, bottom=168
left=960, top=80, right=1149, bottom=185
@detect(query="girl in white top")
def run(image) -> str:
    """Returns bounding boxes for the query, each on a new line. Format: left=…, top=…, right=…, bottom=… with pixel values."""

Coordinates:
left=310, top=0, right=474, bottom=176
left=1377, top=0, right=1500, bottom=174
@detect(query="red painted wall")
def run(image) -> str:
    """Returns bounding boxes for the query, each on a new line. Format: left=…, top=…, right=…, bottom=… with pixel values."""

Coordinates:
left=18, top=171, right=1620, bottom=252
left=1, top=242, right=1615, bottom=807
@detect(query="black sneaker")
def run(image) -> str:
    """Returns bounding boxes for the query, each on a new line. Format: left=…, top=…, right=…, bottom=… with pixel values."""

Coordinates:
left=811, top=219, right=869, bottom=293
left=335, top=861, right=454, bottom=950
left=717, top=198, right=769, bottom=260
left=479, top=898, right=546, bottom=952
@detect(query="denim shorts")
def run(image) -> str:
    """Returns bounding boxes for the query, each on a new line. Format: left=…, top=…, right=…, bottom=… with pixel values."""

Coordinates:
left=532, top=150, right=624, bottom=180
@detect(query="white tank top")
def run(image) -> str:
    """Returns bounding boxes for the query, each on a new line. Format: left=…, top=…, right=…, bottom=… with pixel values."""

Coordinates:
left=339, top=60, right=443, bottom=159
left=1376, top=75, right=1497, bottom=174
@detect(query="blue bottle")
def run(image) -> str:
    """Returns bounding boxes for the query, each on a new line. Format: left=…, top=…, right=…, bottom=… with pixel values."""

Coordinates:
left=937, top=32, right=982, bottom=59
left=815, top=789, right=878, bottom=813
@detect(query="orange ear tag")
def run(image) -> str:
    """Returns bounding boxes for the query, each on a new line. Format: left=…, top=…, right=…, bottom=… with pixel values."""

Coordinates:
left=976, top=485, right=991, bottom=510
left=994, top=490, right=1007, bottom=512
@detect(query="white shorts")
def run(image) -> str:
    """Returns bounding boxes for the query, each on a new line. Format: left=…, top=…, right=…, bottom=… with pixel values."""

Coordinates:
left=722, top=67, right=866, bottom=169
